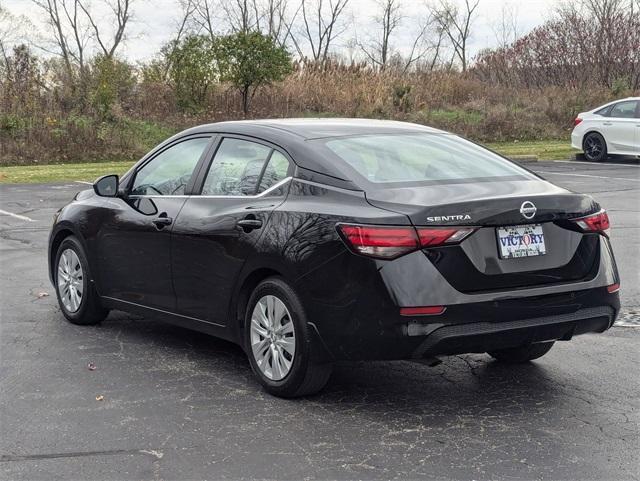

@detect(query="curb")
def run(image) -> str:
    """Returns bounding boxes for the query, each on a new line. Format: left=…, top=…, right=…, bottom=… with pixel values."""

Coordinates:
left=508, top=155, right=539, bottom=162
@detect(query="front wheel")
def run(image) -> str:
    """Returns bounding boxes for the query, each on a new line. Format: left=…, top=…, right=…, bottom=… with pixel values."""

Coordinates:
left=54, top=236, right=109, bottom=325
left=244, top=277, right=332, bottom=397
left=583, top=132, right=608, bottom=162
left=488, top=341, right=555, bottom=364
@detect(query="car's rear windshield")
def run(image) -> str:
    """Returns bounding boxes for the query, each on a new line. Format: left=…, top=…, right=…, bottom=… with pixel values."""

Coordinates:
left=321, top=133, right=535, bottom=185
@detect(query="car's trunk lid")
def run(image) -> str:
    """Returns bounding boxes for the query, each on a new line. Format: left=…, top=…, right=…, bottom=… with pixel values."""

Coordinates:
left=365, top=179, right=601, bottom=292
left=364, top=179, right=598, bottom=226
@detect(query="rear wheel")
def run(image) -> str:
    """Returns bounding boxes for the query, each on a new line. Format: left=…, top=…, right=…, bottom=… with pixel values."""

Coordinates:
left=488, top=341, right=555, bottom=364
left=244, top=277, right=332, bottom=397
left=583, top=132, right=607, bottom=162
left=54, top=236, right=108, bottom=325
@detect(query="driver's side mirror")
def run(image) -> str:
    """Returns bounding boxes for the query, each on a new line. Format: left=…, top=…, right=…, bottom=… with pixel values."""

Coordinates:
left=93, top=174, right=119, bottom=197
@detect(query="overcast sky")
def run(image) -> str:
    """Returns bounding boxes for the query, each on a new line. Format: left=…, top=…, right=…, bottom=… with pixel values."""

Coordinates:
left=4, top=0, right=559, bottom=62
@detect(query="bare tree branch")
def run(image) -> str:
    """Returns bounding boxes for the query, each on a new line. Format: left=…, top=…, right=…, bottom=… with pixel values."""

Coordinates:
left=77, top=0, right=133, bottom=58
left=431, top=0, right=479, bottom=71
left=299, top=0, right=349, bottom=63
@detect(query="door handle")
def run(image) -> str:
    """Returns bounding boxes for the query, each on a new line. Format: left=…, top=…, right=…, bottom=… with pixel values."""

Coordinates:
left=152, top=214, right=173, bottom=229
left=237, top=218, right=263, bottom=231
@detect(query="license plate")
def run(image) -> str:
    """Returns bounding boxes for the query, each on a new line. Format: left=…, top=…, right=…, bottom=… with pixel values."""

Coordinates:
left=497, top=224, right=546, bottom=259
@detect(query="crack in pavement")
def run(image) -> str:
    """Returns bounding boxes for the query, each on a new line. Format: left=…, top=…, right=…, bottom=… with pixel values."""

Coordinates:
left=0, top=448, right=164, bottom=463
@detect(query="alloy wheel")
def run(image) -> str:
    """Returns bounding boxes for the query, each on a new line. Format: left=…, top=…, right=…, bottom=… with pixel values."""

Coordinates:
left=585, top=135, right=603, bottom=159
left=57, top=248, right=84, bottom=313
left=250, top=295, right=296, bottom=381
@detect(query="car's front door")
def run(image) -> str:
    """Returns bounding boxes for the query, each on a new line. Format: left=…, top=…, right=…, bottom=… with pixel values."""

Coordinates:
left=94, top=135, right=214, bottom=310
left=605, top=100, right=638, bottom=154
left=171, top=136, right=293, bottom=326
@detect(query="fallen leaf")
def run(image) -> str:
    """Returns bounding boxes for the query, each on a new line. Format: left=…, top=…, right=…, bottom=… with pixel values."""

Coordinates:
left=87, top=362, right=96, bottom=371
left=37, top=292, right=49, bottom=298
left=95, top=395, right=104, bottom=401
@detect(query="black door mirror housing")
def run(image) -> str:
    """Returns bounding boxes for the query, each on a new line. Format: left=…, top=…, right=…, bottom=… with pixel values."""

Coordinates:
left=93, top=174, right=119, bottom=197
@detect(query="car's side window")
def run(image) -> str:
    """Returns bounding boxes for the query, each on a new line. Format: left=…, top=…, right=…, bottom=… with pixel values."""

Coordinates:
left=257, top=150, right=291, bottom=193
left=201, top=138, right=272, bottom=196
left=131, top=137, right=210, bottom=196
left=609, top=101, right=638, bottom=119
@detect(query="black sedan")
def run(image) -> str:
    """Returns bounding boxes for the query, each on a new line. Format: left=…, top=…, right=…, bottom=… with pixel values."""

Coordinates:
left=49, top=119, right=620, bottom=397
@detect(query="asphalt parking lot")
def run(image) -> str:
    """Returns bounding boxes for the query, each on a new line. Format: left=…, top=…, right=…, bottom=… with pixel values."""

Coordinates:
left=1, top=160, right=639, bottom=481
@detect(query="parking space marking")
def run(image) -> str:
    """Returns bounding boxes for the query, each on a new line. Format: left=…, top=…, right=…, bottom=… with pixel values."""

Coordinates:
left=536, top=171, right=639, bottom=182
left=549, top=160, right=640, bottom=167
left=74, top=181, right=92, bottom=185
left=0, top=209, right=36, bottom=222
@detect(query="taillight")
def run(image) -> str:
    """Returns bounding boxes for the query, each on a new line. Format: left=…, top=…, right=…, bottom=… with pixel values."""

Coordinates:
left=337, top=225, right=418, bottom=259
left=337, top=224, right=475, bottom=259
left=400, top=306, right=446, bottom=316
left=572, top=209, right=610, bottom=237
left=417, top=227, right=475, bottom=246
left=574, top=117, right=583, bottom=126
left=607, top=283, right=620, bottom=293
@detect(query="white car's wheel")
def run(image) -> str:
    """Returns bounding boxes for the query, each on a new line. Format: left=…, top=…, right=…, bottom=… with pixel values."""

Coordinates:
left=583, top=132, right=608, bottom=162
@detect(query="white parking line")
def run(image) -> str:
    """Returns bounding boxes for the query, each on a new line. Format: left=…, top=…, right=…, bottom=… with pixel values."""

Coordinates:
left=0, top=209, right=36, bottom=222
left=549, top=159, right=640, bottom=167
left=536, top=171, right=640, bottom=182
left=74, top=181, right=92, bottom=185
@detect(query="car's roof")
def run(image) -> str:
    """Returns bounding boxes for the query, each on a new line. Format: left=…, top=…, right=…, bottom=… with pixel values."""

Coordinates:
left=590, top=97, right=640, bottom=111
left=187, top=118, right=446, bottom=140
left=149, top=119, right=451, bottom=191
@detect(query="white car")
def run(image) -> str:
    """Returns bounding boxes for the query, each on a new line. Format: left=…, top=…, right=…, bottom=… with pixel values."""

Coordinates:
left=571, top=97, right=640, bottom=161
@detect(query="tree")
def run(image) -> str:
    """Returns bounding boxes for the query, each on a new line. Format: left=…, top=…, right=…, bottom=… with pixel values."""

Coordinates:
left=165, top=34, right=219, bottom=111
left=358, top=0, right=401, bottom=69
left=89, top=55, right=134, bottom=119
left=0, top=5, right=32, bottom=78
left=188, top=0, right=298, bottom=48
left=295, top=0, right=350, bottom=64
left=77, top=0, right=133, bottom=59
left=30, top=0, right=135, bottom=85
left=431, top=0, right=479, bottom=72
left=473, top=0, right=640, bottom=89
left=216, top=31, right=292, bottom=115
left=358, top=0, right=429, bottom=72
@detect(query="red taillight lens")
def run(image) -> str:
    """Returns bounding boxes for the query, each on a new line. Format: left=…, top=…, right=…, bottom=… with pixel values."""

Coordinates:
left=400, top=306, right=446, bottom=316
left=337, top=224, right=476, bottom=259
left=417, top=227, right=475, bottom=246
left=572, top=209, right=610, bottom=237
left=607, top=283, right=620, bottom=293
left=337, top=224, right=419, bottom=259
left=574, top=117, right=583, bottom=126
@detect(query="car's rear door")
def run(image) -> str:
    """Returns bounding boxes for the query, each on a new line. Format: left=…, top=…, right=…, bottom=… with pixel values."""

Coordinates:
left=95, top=135, right=214, bottom=310
left=171, top=136, right=293, bottom=326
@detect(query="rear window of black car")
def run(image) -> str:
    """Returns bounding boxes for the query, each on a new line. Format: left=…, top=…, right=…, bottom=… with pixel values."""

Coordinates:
left=321, top=133, right=534, bottom=184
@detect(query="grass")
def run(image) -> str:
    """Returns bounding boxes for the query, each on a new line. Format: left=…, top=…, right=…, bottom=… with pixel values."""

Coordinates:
left=486, top=140, right=577, bottom=161
left=0, top=160, right=136, bottom=184
left=0, top=139, right=578, bottom=184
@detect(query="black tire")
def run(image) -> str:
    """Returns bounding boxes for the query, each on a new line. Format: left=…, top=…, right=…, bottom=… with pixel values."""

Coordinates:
left=54, top=235, right=109, bottom=325
left=244, top=277, right=332, bottom=398
left=488, top=341, right=555, bottom=364
left=583, top=132, right=608, bottom=162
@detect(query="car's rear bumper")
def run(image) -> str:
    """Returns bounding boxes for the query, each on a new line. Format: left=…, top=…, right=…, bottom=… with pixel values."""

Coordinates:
left=306, top=284, right=619, bottom=362
left=409, top=305, right=615, bottom=359
left=571, top=131, right=583, bottom=150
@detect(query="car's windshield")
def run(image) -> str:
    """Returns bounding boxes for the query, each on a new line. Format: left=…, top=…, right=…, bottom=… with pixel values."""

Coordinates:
left=321, top=133, right=535, bottom=184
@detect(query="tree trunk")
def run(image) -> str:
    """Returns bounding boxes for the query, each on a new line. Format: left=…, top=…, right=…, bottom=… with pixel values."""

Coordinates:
left=242, top=85, right=250, bottom=116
